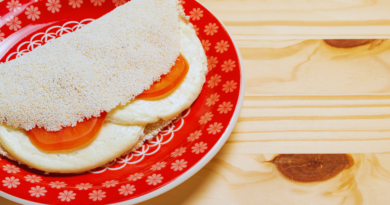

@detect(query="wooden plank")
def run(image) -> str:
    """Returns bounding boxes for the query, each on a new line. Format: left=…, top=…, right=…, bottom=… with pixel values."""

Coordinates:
left=227, top=38, right=390, bottom=148
left=240, top=107, right=390, bottom=117
left=138, top=153, right=390, bottom=204
left=199, top=0, right=390, bottom=37
left=220, top=141, right=390, bottom=153
left=200, top=0, right=390, bottom=24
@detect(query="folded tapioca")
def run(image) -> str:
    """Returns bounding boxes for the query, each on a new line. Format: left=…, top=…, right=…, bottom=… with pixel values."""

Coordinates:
left=0, top=0, right=208, bottom=173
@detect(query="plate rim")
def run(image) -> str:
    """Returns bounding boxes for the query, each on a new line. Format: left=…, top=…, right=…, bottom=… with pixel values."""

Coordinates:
left=0, top=1, right=245, bottom=204
left=116, top=2, right=245, bottom=203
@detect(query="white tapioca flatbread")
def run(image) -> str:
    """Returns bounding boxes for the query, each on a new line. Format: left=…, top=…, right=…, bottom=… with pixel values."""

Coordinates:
left=106, top=22, right=207, bottom=125
left=0, top=123, right=144, bottom=173
left=0, top=0, right=182, bottom=131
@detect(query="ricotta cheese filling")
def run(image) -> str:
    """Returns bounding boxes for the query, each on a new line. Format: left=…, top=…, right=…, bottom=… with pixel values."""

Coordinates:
left=0, top=22, right=207, bottom=173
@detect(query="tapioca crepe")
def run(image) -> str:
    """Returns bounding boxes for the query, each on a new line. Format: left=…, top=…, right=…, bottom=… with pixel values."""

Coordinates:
left=0, top=0, right=182, bottom=131
left=0, top=0, right=208, bottom=173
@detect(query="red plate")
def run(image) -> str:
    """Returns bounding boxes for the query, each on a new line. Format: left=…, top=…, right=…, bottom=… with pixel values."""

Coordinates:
left=0, top=0, right=244, bottom=204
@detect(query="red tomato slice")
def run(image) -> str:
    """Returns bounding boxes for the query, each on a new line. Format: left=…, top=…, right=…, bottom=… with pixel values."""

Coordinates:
left=26, top=112, right=107, bottom=151
left=137, top=54, right=189, bottom=99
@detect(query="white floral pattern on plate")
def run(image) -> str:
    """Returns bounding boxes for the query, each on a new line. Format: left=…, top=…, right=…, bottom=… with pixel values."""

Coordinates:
left=7, top=0, right=21, bottom=12
left=25, top=6, right=40, bottom=21
left=208, top=74, right=221, bottom=88
left=69, top=0, right=82, bottom=8
left=192, top=142, right=208, bottom=154
left=2, top=176, right=20, bottom=189
left=146, top=174, right=163, bottom=186
left=171, top=147, right=186, bottom=157
left=25, top=175, right=42, bottom=183
left=221, top=60, right=236, bottom=73
left=7, top=0, right=22, bottom=12
left=218, top=102, right=233, bottom=114
left=102, top=180, right=118, bottom=188
left=46, top=0, right=61, bottom=13
left=49, top=181, right=67, bottom=189
left=199, top=112, right=213, bottom=125
left=119, top=184, right=136, bottom=196
left=206, top=93, right=220, bottom=106
left=29, top=186, right=47, bottom=198
left=6, top=16, right=21, bottom=31
left=150, top=162, right=166, bottom=171
left=204, top=23, right=218, bottom=36
left=171, top=159, right=187, bottom=171
left=75, top=183, right=93, bottom=190
left=207, top=122, right=223, bottom=135
left=188, top=130, right=202, bottom=142
left=222, top=80, right=238, bottom=93
left=189, top=8, right=203, bottom=21
left=215, top=40, right=230, bottom=53
left=202, top=39, right=211, bottom=51
left=3, top=164, right=20, bottom=174
left=89, top=190, right=105, bottom=201
left=91, top=0, right=104, bottom=6
left=58, top=190, right=76, bottom=202
left=127, top=173, right=143, bottom=182
left=207, top=56, right=218, bottom=71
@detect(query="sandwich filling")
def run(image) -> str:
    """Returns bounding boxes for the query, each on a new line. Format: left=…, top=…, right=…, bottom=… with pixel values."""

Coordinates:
left=0, top=21, right=207, bottom=173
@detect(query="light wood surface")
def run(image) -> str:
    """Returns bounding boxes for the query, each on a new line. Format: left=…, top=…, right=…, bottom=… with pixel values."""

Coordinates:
left=4, top=0, right=390, bottom=204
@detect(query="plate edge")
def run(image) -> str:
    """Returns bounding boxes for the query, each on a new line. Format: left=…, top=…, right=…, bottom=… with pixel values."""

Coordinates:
left=116, top=1, right=246, bottom=204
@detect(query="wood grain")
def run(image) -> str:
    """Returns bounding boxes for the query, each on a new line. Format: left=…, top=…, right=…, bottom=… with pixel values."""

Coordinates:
left=228, top=37, right=390, bottom=153
left=200, top=0, right=390, bottom=38
left=4, top=0, right=390, bottom=204
left=138, top=153, right=390, bottom=205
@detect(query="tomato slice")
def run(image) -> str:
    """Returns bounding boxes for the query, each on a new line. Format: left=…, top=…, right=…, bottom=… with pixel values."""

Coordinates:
left=137, top=54, right=189, bottom=99
left=26, top=112, right=107, bottom=151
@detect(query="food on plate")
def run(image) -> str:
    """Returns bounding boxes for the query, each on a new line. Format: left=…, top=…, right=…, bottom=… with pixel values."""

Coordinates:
left=0, top=0, right=207, bottom=173
left=0, top=0, right=181, bottom=132
left=107, top=23, right=207, bottom=125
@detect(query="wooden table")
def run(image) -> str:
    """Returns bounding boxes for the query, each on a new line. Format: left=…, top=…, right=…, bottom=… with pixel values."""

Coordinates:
left=3, top=0, right=390, bottom=204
